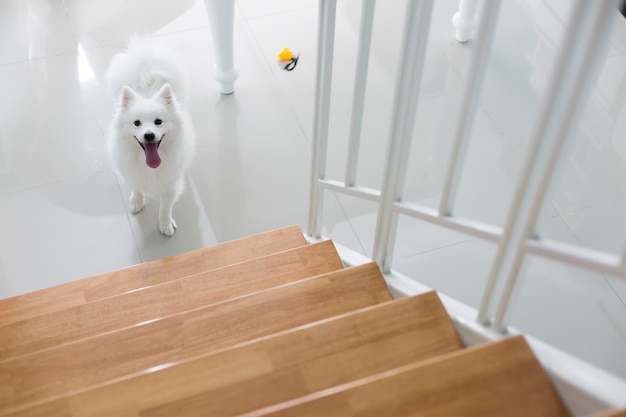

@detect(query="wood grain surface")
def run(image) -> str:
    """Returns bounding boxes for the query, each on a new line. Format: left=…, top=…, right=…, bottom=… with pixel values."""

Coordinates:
left=0, top=263, right=391, bottom=410
left=244, top=335, right=571, bottom=417
left=0, top=225, right=306, bottom=326
left=1, top=292, right=461, bottom=417
left=0, top=240, right=342, bottom=360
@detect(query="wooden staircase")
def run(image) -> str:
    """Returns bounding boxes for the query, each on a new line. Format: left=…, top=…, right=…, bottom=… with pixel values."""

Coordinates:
left=0, top=225, right=624, bottom=417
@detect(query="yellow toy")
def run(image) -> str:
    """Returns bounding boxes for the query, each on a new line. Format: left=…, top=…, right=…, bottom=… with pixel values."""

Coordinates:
left=278, top=47, right=294, bottom=61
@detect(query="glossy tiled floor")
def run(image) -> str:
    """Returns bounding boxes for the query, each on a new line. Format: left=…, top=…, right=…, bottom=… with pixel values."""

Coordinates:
left=1, top=0, right=625, bottom=378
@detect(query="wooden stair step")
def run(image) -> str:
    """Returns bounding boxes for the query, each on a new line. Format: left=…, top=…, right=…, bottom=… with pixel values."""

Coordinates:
left=0, top=263, right=391, bottom=410
left=0, top=225, right=306, bottom=326
left=0, top=240, right=342, bottom=360
left=244, top=335, right=571, bottom=417
left=1, top=291, right=462, bottom=417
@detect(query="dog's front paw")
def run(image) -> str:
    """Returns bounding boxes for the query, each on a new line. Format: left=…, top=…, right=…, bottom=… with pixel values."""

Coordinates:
left=130, top=192, right=145, bottom=214
left=159, top=219, right=178, bottom=237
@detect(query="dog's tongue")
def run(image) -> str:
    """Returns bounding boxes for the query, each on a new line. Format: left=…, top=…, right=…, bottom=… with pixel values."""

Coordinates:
left=144, top=142, right=161, bottom=168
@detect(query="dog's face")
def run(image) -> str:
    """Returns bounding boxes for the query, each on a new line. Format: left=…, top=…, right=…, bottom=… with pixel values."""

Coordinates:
left=117, top=84, right=178, bottom=169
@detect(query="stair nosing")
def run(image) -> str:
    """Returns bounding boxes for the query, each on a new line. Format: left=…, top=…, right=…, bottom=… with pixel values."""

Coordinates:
left=0, top=225, right=306, bottom=326
left=2, top=291, right=460, bottom=416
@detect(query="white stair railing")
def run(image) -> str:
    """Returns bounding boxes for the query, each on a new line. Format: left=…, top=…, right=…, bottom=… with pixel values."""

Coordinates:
left=306, top=0, right=626, bottom=414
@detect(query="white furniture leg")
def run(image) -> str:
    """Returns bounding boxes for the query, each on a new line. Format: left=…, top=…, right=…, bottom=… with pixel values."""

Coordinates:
left=452, top=0, right=479, bottom=43
left=204, top=0, right=239, bottom=94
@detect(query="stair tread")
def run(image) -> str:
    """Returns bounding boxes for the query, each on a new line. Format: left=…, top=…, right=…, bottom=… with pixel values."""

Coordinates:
left=0, top=225, right=306, bottom=326
left=0, top=263, right=391, bottom=410
left=244, top=335, right=571, bottom=417
left=1, top=292, right=462, bottom=417
left=0, top=240, right=342, bottom=359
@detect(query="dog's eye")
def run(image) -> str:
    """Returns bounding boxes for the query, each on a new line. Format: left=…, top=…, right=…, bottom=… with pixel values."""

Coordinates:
left=134, top=120, right=141, bottom=127
left=154, top=119, right=162, bottom=126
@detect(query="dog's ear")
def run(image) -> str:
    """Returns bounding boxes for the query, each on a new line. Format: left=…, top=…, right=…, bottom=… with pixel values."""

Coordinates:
left=121, top=86, right=139, bottom=109
left=155, top=84, right=174, bottom=106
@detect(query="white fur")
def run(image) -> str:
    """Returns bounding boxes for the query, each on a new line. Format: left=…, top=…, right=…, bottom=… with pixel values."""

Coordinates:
left=106, top=36, right=195, bottom=237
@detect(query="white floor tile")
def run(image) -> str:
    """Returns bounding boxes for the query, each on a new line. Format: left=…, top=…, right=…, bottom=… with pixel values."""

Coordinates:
left=0, top=173, right=140, bottom=297
left=392, top=238, right=496, bottom=309
left=540, top=211, right=578, bottom=242
left=64, top=0, right=211, bottom=50
left=0, top=0, right=77, bottom=65
left=608, top=275, right=626, bottom=306
left=319, top=192, right=367, bottom=257
left=560, top=198, right=626, bottom=255
left=510, top=255, right=626, bottom=377
left=237, top=0, right=316, bottom=20
left=0, top=54, right=109, bottom=193
left=446, top=114, right=520, bottom=227
left=188, top=130, right=311, bottom=242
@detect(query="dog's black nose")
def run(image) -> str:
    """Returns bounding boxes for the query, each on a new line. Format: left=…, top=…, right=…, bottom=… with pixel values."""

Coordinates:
left=144, top=132, right=155, bottom=141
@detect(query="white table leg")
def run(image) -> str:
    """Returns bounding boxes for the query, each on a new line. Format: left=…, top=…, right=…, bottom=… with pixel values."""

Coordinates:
left=204, top=0, right=239, bottom=94
left=452, top=0, right=479, bottom=43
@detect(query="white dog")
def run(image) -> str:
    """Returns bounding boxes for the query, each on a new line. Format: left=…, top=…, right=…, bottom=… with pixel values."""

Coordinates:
left=106, top=36, right=195, bottom=236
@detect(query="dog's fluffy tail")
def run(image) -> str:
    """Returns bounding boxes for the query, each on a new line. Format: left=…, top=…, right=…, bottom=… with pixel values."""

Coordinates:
left=106, top=35, right=187, bottom=104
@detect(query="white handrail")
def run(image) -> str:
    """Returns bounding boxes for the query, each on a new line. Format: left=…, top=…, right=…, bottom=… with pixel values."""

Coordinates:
left=478, top=1, right=592, bottom=324
left=307, top=0, right=626, bottom=411
left=395, top=201, right=502, bottom=242
left=492, top=0, right=619, bottom=331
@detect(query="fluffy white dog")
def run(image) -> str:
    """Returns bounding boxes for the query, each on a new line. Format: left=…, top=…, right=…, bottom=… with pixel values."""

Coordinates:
left=106, top=36, right=195, bottom=237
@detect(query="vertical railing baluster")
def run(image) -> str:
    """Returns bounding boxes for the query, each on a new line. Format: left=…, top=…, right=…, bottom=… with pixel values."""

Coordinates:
left=477, top=1, right=589, bottom=324
left=345, top=0, right=376, bottom=188
left=438, top=0, right=500, bottom=219
left=491, top=0, right=619, bottom=332
left=373, top=0, right=434, bottom=273
left=307, top=0, right=337, bottom=239
left=307, top=0, right=622, bottom=359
